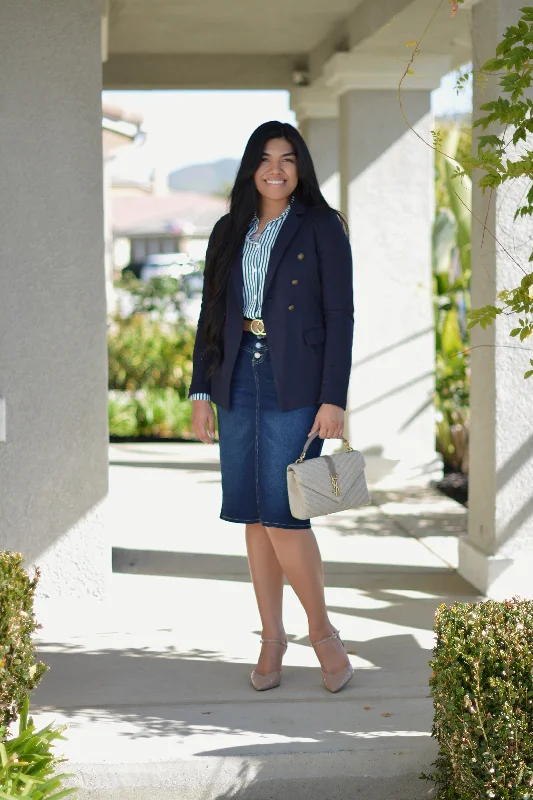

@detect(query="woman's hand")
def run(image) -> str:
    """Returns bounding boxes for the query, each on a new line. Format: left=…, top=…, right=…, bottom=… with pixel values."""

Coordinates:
left=192, top=399, right=216, bottom=444
left=309, top=404, right=345, bottom=440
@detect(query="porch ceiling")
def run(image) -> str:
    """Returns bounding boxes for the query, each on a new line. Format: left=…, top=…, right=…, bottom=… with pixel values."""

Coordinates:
left=109, top=0, right=363, bottom=55
left=104, top=0, right=472, bottom=90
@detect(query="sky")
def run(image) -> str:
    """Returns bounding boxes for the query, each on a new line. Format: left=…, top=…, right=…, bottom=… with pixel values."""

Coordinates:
left=103, top=67, right=472, bottom=181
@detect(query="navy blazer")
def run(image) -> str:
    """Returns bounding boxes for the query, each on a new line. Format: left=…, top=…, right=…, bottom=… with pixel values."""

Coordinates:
left=189, top=198, right=354, bottom=412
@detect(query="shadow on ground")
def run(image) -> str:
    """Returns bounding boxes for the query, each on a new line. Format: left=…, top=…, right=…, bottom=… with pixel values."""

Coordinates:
left=112, top=547, right=467, bottom=582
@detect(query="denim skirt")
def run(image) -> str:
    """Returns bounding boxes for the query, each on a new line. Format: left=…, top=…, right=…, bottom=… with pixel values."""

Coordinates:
left=216, top=331, right=323, bottom=529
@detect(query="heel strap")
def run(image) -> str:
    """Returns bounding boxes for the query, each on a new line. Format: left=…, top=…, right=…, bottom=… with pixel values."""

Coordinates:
left=311, top=628, right=340, bottom=648
left=261, top=638, right=288, bottom=650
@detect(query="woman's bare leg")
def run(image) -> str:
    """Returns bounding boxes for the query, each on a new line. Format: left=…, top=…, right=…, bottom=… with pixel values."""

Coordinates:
left=245, top=522, right=286, bottom=675
left=265, top=526, right=350, bottom=674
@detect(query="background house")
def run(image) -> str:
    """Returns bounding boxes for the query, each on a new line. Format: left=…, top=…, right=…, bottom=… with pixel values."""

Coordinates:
left=111, top=186, right=227, bottom=272
left=106, top=123, right=232, bottom=275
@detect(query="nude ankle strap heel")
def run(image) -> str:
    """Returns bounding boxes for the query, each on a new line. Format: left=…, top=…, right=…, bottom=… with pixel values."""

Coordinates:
left=250, top=638, right=288, bottom=692
left=311, top=628, right=354, bottom=694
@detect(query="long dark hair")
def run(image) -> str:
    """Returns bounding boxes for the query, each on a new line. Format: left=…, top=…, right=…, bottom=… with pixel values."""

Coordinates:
left=203, top=120, right=346, bottom=376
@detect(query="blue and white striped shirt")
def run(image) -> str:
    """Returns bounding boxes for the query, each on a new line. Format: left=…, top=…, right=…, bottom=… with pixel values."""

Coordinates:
left=190, top=198, right=293, bottom=402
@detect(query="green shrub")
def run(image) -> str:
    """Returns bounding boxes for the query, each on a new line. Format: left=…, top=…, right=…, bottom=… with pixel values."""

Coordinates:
left=433, top=125, right=471, bottom=474
left=423, top=598, right=533, bottom=799
left=108, top=316, right=195, bottom=396
left=115, top=272, right=200, bottom=319
left=107, top=392, right=138, bottom=438
left=0, top=554, right=48, bottom=728
left=0, top=697, right=76, bottom=799
left=109, top=389, right=194, bottom=439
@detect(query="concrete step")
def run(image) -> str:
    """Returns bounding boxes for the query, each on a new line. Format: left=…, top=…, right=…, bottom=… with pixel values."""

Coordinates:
left=66, top=752, right=436, bottom=800
left=37, top=695, right=437, bottom=800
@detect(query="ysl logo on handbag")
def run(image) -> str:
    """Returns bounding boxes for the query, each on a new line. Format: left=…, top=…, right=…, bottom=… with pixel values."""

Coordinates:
left=330, top=473, right=341, bottom=496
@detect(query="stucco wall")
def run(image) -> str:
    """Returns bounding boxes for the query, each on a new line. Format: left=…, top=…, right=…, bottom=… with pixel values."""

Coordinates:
left=465, top=0, right=533, bottom=565
left=300, top=117, right=340, bottom=210
left=0, top=0, right=110, bottom=596
left=341, top=90, right=436, bottom=468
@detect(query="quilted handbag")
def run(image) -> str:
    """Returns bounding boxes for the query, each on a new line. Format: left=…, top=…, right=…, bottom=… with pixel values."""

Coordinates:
left=287, top=433, right=371, bottom=520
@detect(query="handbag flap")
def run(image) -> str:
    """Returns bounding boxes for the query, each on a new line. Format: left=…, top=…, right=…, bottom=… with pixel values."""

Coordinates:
left=287, top=450, right=367, bottom=502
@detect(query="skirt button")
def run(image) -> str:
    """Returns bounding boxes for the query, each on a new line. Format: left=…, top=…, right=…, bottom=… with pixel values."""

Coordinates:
left=254, top=352, right=261, bottom=359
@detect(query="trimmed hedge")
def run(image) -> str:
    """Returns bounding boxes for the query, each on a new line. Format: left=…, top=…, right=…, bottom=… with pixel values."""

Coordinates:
left=0, top=553, right=48, bottom=728
left=424, top=598, right=533, bottom=799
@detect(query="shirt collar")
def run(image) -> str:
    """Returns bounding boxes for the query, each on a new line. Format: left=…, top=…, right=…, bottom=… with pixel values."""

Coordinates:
left=250, top=194, right=294, bottom=231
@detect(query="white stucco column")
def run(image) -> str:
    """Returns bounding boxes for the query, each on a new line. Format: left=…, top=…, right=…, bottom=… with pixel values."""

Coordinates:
left=457, top=0, right=533, bottom=599
left=322, top=54, right=450, bottom=482
left=291, top=88, right=339, bottom=209
left=0, top=0, right=110, bottom=597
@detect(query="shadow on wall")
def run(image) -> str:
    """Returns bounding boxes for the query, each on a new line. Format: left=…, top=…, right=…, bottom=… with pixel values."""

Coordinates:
left=495, top=431, right=533, bottom=548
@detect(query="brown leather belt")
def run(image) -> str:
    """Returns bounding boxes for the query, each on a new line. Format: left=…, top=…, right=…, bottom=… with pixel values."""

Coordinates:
left=243, top=318, right=267, bottom=336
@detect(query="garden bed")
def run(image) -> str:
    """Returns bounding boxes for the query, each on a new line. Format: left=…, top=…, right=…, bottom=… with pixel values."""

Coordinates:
left=435, top=469, right=468, bottom=507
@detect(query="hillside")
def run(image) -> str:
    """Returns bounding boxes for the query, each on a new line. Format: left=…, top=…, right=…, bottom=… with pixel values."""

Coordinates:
left=168, top=158, right=239, bottom=195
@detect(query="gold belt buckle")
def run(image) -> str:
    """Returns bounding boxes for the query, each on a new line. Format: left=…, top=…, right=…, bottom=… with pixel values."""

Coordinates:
left=250, top=318, right=266, bottom=337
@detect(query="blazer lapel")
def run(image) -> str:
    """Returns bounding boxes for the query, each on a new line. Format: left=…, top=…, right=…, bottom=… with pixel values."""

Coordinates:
left=262, top=198, right=306, bottom=302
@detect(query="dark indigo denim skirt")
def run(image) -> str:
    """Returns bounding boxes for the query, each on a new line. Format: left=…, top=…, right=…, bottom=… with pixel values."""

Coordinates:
left=216, top=331, right=323, bottom=530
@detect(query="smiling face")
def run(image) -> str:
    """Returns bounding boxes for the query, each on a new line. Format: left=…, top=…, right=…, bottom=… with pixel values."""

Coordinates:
left=254, top=137, right=298, bottom=205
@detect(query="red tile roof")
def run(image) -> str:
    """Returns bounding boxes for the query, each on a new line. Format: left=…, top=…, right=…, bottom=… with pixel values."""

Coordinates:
left=112, top=190, right=228, bottom=237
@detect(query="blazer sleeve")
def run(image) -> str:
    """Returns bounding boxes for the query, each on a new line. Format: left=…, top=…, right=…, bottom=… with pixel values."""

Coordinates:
left=188, top=216, right=227, bottom=399
left=314, top=209, right=354, bottom=409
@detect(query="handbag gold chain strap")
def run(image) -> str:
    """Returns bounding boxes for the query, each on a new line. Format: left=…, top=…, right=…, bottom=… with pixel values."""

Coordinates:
left=295, top=436, right=353, bottom=465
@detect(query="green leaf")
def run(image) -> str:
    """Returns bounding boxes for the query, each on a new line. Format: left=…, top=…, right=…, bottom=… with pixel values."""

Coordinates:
left=441, top=307, right=463, bottom=357
left=482, top=57, right=506, bottom=71
left=478, top=134, right=504, bottom=149
left=19, top=697, right=29, bottom=734
left=46, top=789, right=78, bottom=800
left=510, top=327, right=521, bottom=336
left=524, top=369, right=533, bottom=378
left=433, top=209, right=457, bottom=274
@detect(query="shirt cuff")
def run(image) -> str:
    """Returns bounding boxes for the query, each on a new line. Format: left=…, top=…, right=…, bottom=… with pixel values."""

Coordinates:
left=189, top=392, right=212, bottom=402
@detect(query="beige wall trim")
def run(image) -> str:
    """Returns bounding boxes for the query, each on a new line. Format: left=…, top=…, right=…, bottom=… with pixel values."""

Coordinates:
left=103, top=54, right=298, bottom=90
left=458, top=538, right=533, bottom=599
left=309, top=0, right=416, bottom=84
left=290, top=88, right=337, bottom=122
left=323, top=52, right=451, bottom=95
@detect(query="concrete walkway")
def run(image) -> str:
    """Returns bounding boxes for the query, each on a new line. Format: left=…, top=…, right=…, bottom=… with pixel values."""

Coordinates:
left=32, top=443, right=478, bottom=799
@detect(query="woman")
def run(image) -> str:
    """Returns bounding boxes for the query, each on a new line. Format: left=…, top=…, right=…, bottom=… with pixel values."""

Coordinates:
left=189, top=121, right=354, bottom=693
